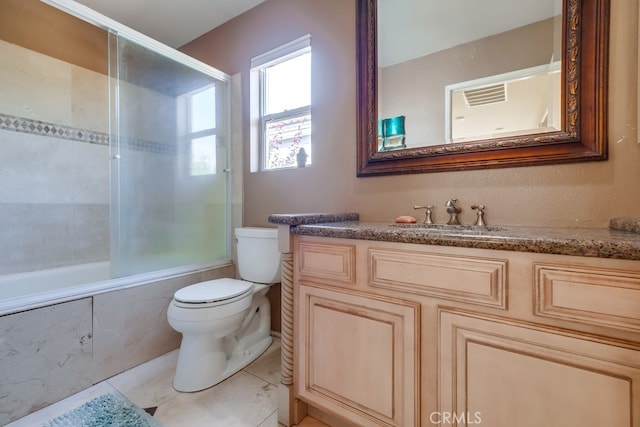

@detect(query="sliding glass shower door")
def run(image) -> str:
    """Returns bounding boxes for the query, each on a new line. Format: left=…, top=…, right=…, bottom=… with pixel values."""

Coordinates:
left=109, top=33, right=230, bottom=277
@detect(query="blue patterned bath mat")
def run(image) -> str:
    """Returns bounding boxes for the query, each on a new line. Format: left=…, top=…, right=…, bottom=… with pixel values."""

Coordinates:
left=42, top=392, right=163, bottom=427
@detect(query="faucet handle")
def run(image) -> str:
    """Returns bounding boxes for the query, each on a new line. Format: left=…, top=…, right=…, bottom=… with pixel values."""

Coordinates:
left=414, top=205, right=434, bottom=224
left=446, top=198, right=459, bottom=207
left=471, top=204, right=487, bottom=226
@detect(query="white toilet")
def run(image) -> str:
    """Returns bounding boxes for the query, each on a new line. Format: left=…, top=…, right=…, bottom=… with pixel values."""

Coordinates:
left=167, top=227, right=281, bottom=392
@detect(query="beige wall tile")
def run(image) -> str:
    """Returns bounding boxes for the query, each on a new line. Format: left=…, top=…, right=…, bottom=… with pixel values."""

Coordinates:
left=0, top=298, right=93, bottom=425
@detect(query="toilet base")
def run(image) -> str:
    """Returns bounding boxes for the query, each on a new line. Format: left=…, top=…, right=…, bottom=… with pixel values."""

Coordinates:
left=172, top=335, right=273, bottom=392
left=222, top=335, right=273, bottom=383
left=170, top=284, right=274, bottom=393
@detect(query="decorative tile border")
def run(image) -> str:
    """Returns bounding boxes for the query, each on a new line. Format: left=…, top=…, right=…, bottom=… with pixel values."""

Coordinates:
left=0, top=113, right=176, bottom=155
left=0, top=112, right=108, bottom=146
left=123, top=137, right=177, bottom=155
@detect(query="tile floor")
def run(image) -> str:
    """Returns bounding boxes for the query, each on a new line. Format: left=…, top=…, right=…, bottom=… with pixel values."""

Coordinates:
left=7, top=338, right=324, bottom=427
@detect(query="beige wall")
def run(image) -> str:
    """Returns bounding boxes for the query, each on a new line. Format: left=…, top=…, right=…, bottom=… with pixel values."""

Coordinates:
left=182, top=0, right=640, bottom=229
left=1, top=0, right=107, bottom=75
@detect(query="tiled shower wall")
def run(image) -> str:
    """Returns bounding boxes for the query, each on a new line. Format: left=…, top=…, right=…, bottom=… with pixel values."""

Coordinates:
left=0, top=39, right=181, bottom=275
left=0, top=124, right=110, bottom=275
left=0, top=39, right=110, bottom=275
left=0, top=263, right=235, bottom=425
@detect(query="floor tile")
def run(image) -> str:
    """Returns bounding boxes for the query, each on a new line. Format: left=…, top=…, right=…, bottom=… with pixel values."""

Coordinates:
left=245, top=338, right=282, bottom=385
left=153, top=371, right=278, bottom=427
left=107, top=348, right=181, bottom=409
left=257, top=409, right=279, bottom=427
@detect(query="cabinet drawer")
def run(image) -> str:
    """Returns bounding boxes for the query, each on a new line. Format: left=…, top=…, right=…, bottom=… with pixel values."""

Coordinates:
left=535, top=264, right=640, bottom=332
left=298, top=242, right=356, bottom=286
left=369, top=248, right=507, bottom=308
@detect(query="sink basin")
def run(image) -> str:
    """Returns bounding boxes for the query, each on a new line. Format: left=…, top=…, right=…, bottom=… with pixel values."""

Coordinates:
left=390, top=223, right=506, bottom=235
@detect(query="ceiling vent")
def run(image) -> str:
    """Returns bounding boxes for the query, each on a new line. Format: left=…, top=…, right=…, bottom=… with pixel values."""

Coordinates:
left=463, top=83, right=507, bottom=107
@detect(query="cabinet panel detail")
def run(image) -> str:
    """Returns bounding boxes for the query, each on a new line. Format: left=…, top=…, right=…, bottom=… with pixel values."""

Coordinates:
left=369, top=248, right=506, bottom=308
left=439, top=309, right=640, bottom=427
left=535, top=264, right=640, bottom=332
left=296, top=285, right=419, bottom=427
left=298, top=242, right=356, bottom=285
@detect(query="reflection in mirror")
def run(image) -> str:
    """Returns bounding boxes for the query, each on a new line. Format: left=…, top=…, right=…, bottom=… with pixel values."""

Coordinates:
left=378, top=0, right=562, bottom=149
left=356, top=0, right=609, bottom=176
left=445, top=62, right=561, bottom=143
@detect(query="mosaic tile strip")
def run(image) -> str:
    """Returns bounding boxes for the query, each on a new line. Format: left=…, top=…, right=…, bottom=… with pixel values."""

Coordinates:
left=123, top=136, right=176, bottom=155
left=0, top=112, right=109, bottom=146
left=0, top=113, right=176, bottom=155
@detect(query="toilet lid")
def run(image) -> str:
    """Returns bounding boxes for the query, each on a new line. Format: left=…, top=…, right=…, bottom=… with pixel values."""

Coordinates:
left=174, top=278, right=253, bottom=304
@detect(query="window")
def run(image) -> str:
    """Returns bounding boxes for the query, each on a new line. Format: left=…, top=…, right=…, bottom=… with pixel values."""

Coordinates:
left=251, top=35, right=311, bottom=171
left=184, top=85, right=217, bottom=176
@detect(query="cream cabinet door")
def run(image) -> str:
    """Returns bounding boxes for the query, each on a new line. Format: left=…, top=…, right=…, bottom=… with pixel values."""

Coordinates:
left=439, top=309, right=640, bottom=427
left=296, top=284, right=420, bottom=427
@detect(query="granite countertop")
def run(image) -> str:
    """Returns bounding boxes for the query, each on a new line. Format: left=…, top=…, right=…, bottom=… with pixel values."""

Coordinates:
left=268, top=213, right=640, bottom=261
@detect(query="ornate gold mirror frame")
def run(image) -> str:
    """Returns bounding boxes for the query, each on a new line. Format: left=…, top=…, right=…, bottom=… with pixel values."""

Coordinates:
left=356, top=0, right=609, bottom=176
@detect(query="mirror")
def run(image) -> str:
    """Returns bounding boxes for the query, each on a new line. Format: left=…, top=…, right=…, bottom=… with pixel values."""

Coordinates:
left=445, top=62, right=561, bottom=144
left=356, top=0, right=609, bottom=176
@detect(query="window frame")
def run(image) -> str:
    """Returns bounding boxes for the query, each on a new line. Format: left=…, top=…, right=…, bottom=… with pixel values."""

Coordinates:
left=250, top=34, right=311, bottom=172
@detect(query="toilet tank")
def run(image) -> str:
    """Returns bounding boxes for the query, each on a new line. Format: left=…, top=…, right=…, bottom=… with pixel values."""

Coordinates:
left=235, top=227, right=281, bottom=284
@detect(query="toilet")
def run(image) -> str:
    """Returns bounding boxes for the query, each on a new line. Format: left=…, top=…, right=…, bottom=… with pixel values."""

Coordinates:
left=167, top=227, right=281, bottom=392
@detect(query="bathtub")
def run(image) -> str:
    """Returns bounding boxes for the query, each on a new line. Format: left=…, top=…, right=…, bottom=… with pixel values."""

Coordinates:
left=0, top=259, right=231, bottom=316
left=0, top=258, right=237, bottom=424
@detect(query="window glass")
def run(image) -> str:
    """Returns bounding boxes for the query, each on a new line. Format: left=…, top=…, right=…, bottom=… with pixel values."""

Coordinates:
left=190, top=135, right=216, bottom=176
left=181, top=84, right=218, bottom=176
left=251, top=35, right=312, bottom=171
left=264, top=53, right=311, bottom=114
left=265, top=113, right=311, bottom=169
left=190, top=86, right=216, bottom=132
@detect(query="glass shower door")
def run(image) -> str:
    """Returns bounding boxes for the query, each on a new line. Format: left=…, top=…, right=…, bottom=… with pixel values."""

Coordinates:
left=109, top=33, right=230, bottom=277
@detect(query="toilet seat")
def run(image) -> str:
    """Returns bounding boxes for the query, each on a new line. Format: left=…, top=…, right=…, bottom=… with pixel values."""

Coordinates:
left=173, top=278, right=253, bottom=309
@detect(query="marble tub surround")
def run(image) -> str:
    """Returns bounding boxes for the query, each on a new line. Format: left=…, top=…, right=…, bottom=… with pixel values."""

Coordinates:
left=0, top=298, right=93, bottom=426
left=268, top=216, right=640, bottom=261
left=0, top=263, right=235, bottom=425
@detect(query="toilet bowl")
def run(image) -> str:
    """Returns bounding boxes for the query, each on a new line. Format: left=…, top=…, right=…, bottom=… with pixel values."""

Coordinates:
left=167, top=227, right=281, bottom=392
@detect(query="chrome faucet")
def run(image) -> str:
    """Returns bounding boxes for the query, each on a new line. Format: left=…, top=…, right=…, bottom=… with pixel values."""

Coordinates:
left=414, top=205, right=434, bottom=224
left=445, top=199, right=462, bottom=225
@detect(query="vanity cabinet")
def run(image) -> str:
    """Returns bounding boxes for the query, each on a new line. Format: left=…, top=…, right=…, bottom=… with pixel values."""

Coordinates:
left=439, top=310, right=640, bottom=426
left=292, top=235, right=640, bottom=427
left=294, top=241, right=420, bottom=426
